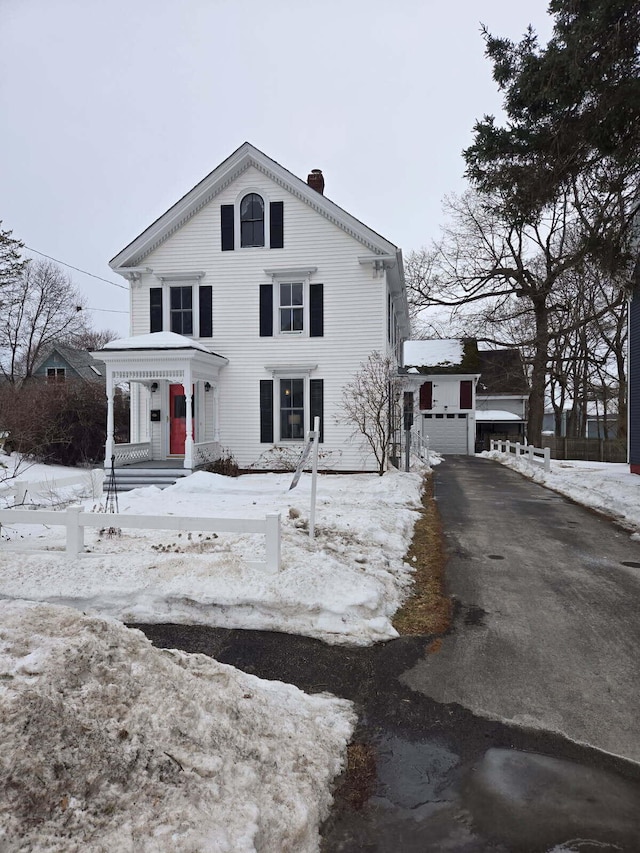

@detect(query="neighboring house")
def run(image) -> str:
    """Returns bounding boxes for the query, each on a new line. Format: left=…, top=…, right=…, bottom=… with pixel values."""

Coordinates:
left=98, top=142, right=409, bottom=472
left=475, top=348, right=528, bottom=448
left=401, top=339, right=481, bottom=455
left=542, top=405, right=620, bottom=439
left=32, top=345, right=106, bottom=384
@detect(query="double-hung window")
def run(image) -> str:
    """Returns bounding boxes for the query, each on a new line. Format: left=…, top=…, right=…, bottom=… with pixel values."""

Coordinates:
left=279, top=282, right=304, bottom=333
left=280, top=378, right=304, bottom=440
left=260, top=374, right=324, bottom=444
left=170, top=286, right=193, bottom=335
left=150, top=277, right=212, bottom=338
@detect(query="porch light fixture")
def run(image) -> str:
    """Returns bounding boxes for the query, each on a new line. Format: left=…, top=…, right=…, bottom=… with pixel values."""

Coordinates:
left=151, top=382, right=158, bottom=392
left=204, top=382, right=212, bottom=392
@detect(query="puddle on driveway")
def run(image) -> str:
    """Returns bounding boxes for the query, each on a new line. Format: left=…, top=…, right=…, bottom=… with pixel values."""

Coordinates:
left=326, top=734, right=640, bottom=852
left=135, top=624, right=640, bottom=853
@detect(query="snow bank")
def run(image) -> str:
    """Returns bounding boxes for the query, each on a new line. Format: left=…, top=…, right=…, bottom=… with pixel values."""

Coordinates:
left=0, top=601, right=355, bottom=852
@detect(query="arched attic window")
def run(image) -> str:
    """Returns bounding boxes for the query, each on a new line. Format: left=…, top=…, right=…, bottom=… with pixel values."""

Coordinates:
left=240, top=193, right=265, bottom=247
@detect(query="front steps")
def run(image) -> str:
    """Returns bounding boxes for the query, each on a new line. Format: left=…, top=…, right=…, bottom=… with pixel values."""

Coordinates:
left=108, top=467, right=192, bottom=492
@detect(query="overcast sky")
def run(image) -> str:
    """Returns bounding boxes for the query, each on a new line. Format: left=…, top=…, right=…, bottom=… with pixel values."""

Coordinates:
left=1, top=0, right=553, bottom=337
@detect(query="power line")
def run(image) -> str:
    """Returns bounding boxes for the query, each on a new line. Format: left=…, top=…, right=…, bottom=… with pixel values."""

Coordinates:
left=23, top=246, right=129, bottom=290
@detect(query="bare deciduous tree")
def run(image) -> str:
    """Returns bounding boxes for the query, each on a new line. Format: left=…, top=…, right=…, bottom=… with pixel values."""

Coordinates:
left=341, top=351, right=401, bottom=476
left=406, top=188, right=628, bottom=445
left=0, top=259, right=90, bottom=382
left=73, top=328, right=119, bottom=351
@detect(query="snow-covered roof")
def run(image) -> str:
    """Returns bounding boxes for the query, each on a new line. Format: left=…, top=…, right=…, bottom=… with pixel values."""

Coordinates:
left=101, top=332, right=213, bottom=354
left=476, top=410, right=524, bottom=422
left=403, top=339, right=463, bottom=368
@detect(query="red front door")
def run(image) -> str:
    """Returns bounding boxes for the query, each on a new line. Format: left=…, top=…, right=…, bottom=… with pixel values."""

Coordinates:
left=169, top=384, right=194, bottom=455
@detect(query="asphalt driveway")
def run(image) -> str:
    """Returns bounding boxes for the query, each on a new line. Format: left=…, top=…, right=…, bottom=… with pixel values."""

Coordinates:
left=135, top=456, right=640, bottom=850
left=403, top=455, right=640, bottom=764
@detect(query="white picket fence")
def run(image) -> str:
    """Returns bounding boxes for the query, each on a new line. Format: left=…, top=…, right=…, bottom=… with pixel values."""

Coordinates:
left=490, top=439, right=551, bottom=473
left=0, top=469, right=104, bottom=505
left=0, top=505, right=282, bottom=572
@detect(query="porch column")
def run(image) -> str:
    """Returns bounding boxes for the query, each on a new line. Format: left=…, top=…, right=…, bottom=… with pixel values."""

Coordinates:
left=213, top=382, right=220, bottom=441
left=105, top=370, right=115, bottom=466
left=183, top=367, right=194, bottom=470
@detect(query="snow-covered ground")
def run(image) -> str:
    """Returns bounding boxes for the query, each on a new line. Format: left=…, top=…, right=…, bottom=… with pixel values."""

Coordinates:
left=0, top=456, right=424, bottom=646
left=0, top=600, right=355, bottom=852
left=483, top=451, right=640, bottom=534
left=3, top=450, right=639, bottom=849
left=0, top=455, right=421, bottom=849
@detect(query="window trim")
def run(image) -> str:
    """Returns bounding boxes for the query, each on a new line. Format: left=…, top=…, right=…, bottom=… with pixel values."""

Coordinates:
left=153, top=274, right=208, bottom=339
left=234, top=188, right=271, bottom=250
left=263, top=365, right=318, bottom=443
left=266, top=272, right=317, bottom=338
left=240, top=192, right=265, bottom=248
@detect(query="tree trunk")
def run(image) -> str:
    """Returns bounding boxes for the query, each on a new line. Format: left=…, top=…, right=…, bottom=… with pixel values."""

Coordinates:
left=527, top=298, right=549, bottom=446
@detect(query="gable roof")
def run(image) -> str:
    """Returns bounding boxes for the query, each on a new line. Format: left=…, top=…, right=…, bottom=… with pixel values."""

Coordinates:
left=32, top=345, right=106, bottom=382
left=109, top=142, right=401, bottom=269
left=477, top=349, right=528, bottom=396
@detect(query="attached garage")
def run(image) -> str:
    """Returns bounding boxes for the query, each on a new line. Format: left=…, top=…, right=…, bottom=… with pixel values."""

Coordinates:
left=422, top=413, right=470, bottom=455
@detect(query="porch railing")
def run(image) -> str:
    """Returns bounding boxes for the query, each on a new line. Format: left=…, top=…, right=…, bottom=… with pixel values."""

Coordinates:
left=410, top=428, right=430, bottom=463
left=194, top=441, right=222, bottom=467
left=113, top=442, right=151, bottom=467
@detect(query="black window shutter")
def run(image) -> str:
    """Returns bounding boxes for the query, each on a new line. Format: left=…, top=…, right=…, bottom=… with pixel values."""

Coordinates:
left=199, top=285, right=212, bottom=337
left=150, top=287, right=163, bottom=332
left=309, top=283, right=324, bottom=337
left=260, top=380, right=274, bottom=443
left=310, top=378, right=324, bottom=443
left=269, top=201, right=284, bottom=249
left=221, top=204, right=235, bottom=251
left=260, top=284, right=273, bottom=336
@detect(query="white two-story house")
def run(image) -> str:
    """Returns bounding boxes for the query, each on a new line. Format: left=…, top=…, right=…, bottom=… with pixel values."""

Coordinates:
left=97, top=143, right=409, bottom=474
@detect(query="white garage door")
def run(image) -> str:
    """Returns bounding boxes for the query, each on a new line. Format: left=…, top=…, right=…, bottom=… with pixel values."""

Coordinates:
left=422, top=414, right=469, bottom=455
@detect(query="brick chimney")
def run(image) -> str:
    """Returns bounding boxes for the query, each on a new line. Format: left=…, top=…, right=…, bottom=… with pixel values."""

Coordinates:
left=307, top=169, right=324, bottom=195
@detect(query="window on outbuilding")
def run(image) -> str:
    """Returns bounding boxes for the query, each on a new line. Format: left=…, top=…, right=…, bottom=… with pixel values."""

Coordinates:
left=240, top=193, right=265, bottom=247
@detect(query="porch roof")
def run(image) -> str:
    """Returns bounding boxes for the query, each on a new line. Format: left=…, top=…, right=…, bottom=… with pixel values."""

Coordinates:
left=93, top=332, right=228, bottom=382
left=101, top=331, right=220, bottom=355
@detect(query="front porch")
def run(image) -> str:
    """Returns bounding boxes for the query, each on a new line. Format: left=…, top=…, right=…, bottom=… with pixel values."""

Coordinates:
left=94, top=332, right=228, bottom=471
